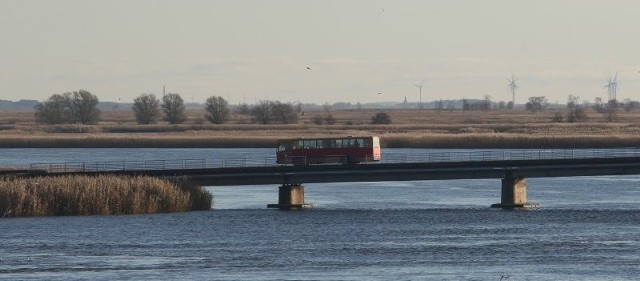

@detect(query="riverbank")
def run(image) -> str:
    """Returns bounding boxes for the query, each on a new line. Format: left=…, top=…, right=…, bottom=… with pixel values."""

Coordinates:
left=0, top=175, right=212, bottom=217
left=0, top=133, right=639, bottom=149
left=2, top=108, right=640, bottom=148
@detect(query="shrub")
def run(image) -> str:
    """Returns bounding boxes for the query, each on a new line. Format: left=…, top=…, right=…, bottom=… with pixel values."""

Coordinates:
left=371, top=112, right=392, bottom=124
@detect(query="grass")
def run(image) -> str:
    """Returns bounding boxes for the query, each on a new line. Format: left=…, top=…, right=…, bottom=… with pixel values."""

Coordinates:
left=0, top=175, right=212, bottom=217
left=2, top=108, right=640, bottom=148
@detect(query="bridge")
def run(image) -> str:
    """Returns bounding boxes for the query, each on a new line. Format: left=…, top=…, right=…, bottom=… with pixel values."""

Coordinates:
left=13, top=148, right=640, bottom=209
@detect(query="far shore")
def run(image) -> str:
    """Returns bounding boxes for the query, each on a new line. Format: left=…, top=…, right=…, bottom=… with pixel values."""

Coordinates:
left=0, top=134, right=639, bottom=149
left=2, top=108, right=640, bottom=149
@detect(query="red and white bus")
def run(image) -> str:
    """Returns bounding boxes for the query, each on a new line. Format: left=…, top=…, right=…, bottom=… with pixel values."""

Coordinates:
left=276, top=136, right=381, bottom=165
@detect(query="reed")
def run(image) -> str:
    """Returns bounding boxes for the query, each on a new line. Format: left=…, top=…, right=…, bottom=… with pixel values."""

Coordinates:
left=3, top=108, right=640, bottom=148
left=0, top=175, right=212, bottom=217
left=382, top=133, right=640, bottom=149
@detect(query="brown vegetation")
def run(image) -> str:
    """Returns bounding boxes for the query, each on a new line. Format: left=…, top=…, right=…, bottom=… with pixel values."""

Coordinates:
left=1, top=108, right=640, bottom=148
left=0, top=175, right=212, bottom=217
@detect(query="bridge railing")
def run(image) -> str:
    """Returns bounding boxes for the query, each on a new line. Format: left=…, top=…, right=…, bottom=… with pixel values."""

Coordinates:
left=380, top=148, right=640, bottom=163
left=27, top=148, right=640, bottom=173
left=29, top=157, right=279, bottom=173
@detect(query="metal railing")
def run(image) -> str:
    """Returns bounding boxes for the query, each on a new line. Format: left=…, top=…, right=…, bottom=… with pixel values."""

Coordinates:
left=381, top=148, right=640, bottom=163
left=28, top=148, right=640, bottom=173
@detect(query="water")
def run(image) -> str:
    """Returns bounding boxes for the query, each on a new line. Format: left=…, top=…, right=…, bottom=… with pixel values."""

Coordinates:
left=2, top=148, right=640, bottom=280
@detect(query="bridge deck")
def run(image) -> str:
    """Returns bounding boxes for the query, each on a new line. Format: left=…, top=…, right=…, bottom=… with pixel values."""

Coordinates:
left=24, top=156, right=640, bottom=186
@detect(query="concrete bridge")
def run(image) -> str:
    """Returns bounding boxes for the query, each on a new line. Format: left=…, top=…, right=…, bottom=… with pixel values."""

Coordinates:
left=17, top=149, right=640, bottom=210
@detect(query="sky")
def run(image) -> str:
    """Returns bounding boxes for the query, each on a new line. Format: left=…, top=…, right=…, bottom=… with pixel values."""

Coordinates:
left=1, top=0, right=640, bottom=105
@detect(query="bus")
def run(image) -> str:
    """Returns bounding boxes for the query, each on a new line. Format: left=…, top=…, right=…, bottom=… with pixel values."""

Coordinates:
left=276, top=136, right=381, bottom=165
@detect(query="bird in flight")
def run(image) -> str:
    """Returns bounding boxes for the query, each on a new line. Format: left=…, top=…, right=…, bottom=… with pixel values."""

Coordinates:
left=378, top=92, right=382, bottom=95
left=306, top=66, right=312, bottom=70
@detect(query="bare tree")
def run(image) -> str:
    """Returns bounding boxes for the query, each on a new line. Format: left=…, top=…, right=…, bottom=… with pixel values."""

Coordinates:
left=271, top=101, right=298, bottom=124
left=162, top=93, right=186, bottom=124
left=34, top=93, right=71, bottom=124
left=506, top=101, right=514, bottom=109
left=132, top=93, right=160, bottom=124
left=566, top=95, right=587, bottom=122
left=251, top=100, right=273, bottom=124
left=204, top=96, right=230, bottom=124
left=603, top=99, right=619, bottom=122
left=482, top=95, right=492, bottom=111
left=35, top=90, right=100, bottom=124
left=69, top=90, right=101, bottom=124
left=525, top=96, right=548, bottom=113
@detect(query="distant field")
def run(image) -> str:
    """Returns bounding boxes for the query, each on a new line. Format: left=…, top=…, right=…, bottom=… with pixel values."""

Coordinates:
left=1, top=108, right=640, bottom=148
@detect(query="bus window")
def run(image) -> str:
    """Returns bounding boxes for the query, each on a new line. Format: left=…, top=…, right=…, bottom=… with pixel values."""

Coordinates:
left=323, top=139, right=331, bottom=148
left=333, top=139, right=342, bottom=148
left=292, top=140, right=303, bottom=150
left=329, top=139, right=337, bottom=148
left=303, top=140, right=316, bottom=149
left=277, top=143, right=292, bottom=152
left=361, top=138, right=371, bottom=147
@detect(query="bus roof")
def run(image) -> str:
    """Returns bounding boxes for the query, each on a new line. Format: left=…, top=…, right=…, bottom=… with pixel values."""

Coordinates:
left=277, top=136, right=378, bottom=142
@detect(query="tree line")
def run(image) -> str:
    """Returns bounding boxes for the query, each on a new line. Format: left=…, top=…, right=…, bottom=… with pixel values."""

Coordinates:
left=34, top=90, right=302, bottom=125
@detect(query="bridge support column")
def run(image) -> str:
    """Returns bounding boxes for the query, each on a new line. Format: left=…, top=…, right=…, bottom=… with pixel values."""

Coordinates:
left=267, top=184, right=314, bottom=210
left=491, top=176, right=539, bottom=209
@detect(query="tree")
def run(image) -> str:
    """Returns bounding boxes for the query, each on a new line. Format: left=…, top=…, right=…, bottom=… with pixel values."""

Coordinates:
left=623, top=99, right=640, bottom=112
left=371, top=112, right=392, bottom=124
left=498, top=101, right=506, bottom=110
left=525, top=96, right=548, bottom=113
left=69, top=90, right=100, bottom=124
left=593, top=97, right=605, bottom=113
left=482, top=95, right=492, bottom=111
left=251, top=100, right=273, bottom=124
left=204, top=96, right=230, bottom=124
left=162, top=93, right=186, bottom=124
left=271, top=101, right=298, bottom=124
left=34, top=93, right=71, bottom=124
left=506, top=101, right=514, bottom=109
left=132, top=94, right=160, bottom=124
left=566, top=95, right=587, bottom=122
left=603, top=99, right=619, bottom=122
left=35, top=90, right=100, bottom=125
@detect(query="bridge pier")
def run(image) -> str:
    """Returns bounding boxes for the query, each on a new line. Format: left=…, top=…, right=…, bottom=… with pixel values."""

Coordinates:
left=267, top=184, right=315, bottom=210
left=491, top=175, right=539, bottom=209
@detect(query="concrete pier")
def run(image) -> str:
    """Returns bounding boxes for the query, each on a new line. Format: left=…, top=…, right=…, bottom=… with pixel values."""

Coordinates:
left=491, top=176, right=539, bottom=209
left=267, top=184, right=315, bottom=210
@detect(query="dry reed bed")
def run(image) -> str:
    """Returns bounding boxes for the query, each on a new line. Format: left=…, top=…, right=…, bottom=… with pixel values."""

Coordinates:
left=0, top=132, right=639, bottom=148
left=3, top=108, right=640, bottom=148
left=382, top=134, right=640, bottom=148
left=0, top=175, right=212, bottom=217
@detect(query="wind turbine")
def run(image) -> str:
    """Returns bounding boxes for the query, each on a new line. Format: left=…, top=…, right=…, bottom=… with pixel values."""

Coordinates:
left=604, top=73, right=619, bottom=101
left=415, top=80, right=425, bottom=109
left=507, top=74, right=518, bottom=107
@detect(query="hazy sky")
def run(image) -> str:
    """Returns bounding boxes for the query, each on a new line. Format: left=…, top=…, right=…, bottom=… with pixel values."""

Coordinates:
left=2, top=0, right=640, bottom=105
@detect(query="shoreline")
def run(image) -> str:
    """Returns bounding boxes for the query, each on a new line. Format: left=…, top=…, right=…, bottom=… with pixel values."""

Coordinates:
left=0, top=134, right=639, bottom=149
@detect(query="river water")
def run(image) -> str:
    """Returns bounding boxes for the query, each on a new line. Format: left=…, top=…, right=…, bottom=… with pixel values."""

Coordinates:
left=1, top=148, right=640, bottom=280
